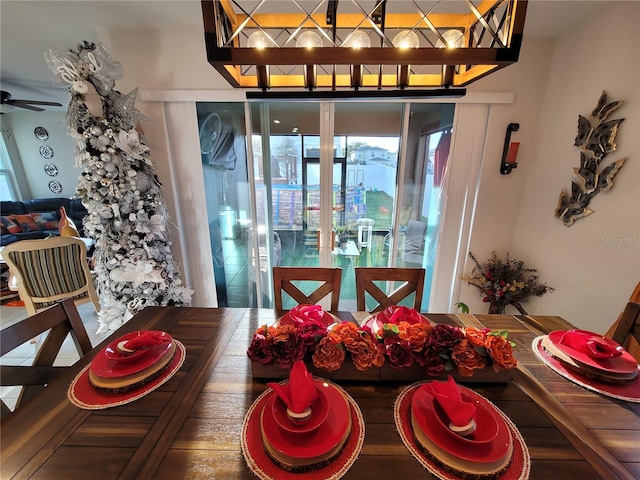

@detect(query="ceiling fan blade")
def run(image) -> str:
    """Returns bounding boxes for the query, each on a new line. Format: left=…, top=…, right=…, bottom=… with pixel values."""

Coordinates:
left=9, top=101, right=46, bottom=112
left=20, top=100, right=63, bottom=107
left=0, top=90, right=63, bottom=111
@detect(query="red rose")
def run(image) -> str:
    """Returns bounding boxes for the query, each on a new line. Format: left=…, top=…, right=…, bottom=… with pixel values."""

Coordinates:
left=297, top=319, right=327, bottom=353
left=427, top=324, right=464, bottom=352
left=270, top=324, right=305, bottom=369
left=383, top=337, right=413, bottom=369
left=247, top=331, right=273, bottom=366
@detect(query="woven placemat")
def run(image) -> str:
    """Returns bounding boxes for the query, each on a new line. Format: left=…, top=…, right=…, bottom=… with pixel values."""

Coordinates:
left=533, top=336, right=640, bottom=403
left=241, top=380, right=365, bottom=480
left=68, top=340, right=185, bottom=409
left=394, top=381, right=530, bottom=480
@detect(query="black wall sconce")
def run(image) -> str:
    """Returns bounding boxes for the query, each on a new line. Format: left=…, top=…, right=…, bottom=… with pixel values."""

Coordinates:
left=500, top=123, right=520, bottom=175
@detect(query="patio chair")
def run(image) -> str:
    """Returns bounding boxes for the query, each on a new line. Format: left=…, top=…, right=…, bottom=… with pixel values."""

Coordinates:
left=273, top=266, right=342, bottom=311
left=401, top=219, right=427, bottom=266
left=1, top=299, right=93, bottom=420
left=355, top=267, right=425, bottom=313
left=356, top=218, right=375, bottom=250
left=2, top=236, right=100, bottom=316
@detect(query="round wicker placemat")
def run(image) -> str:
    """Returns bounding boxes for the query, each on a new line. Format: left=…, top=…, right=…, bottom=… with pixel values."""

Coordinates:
left=241, top=380, right=364, bottom=480
left=68, top=340, right=185, bottom=410
left=394, top=381, right=530, bottom=480
left=533, top=336, right=640, bottom=403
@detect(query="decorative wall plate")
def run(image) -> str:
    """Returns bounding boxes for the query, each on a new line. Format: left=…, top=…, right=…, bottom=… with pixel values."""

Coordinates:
left=44, top=163, right=58, bottom=176
left=34, top=126, right=49, bottom=141
left=39, top=145, right=54, bottom=159
left=48, top=180, right=63, bottom=194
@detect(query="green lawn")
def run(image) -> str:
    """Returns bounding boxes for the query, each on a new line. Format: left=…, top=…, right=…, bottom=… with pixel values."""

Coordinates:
left=363, top=190, right=393, bottom=229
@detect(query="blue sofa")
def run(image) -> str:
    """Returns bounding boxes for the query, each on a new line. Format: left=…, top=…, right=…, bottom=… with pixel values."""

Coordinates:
left=0, top=198, right=88, bottom=246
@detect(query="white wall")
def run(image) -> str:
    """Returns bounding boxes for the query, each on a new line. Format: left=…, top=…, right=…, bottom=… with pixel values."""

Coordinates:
left=508, top=1, right=640, bottom=333
left=5, top=111, right=79, bottom=199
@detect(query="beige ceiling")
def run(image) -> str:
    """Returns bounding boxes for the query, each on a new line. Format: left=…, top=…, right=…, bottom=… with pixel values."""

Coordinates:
left=0, top=0, right=611, bottom=111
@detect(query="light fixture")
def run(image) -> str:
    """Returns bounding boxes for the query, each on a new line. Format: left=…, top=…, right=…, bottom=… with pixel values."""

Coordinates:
left=202, top=0, right=528, bottom=92
left=392, top=30, right=420, bottom=89
left=296, top=31, right=323, bottom=48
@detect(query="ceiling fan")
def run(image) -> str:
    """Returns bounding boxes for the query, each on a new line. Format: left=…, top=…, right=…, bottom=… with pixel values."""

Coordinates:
left=1, top=90, right=63, bottom=112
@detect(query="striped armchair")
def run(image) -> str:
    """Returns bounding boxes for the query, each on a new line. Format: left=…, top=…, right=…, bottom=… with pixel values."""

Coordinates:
left=2, top=236, right=99, bottom=316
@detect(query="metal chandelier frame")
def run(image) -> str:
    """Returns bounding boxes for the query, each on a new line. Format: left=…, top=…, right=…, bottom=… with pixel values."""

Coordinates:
left=202, top=0, right=527, bottom=92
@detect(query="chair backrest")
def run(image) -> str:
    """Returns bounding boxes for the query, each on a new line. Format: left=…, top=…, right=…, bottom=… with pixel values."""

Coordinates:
left=1, top=299, right=93, bottom=420
left=606, top=301, right=640, bottom=362
left=2, top=236, right=100, bottom=316
left=273, top=267, right=342, bottom=311
left=604, top=281, right=640, bottom=362
left=356, top=267, right=425, bottom=313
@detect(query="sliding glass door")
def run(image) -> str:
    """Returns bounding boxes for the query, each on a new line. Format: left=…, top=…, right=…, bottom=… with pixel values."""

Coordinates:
left=196, top=100, right=455, bottom=310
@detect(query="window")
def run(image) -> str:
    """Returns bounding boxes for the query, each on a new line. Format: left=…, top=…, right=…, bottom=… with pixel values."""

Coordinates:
left=0, top=130, right=18, bottom=201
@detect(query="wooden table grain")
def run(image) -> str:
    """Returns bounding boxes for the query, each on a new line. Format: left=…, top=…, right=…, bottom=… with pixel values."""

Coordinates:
left=1, top=308, right=638, bottom=480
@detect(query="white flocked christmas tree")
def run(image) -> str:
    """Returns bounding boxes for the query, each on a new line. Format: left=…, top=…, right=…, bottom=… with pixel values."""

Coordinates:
left=46, top=41, right=193, bottom=333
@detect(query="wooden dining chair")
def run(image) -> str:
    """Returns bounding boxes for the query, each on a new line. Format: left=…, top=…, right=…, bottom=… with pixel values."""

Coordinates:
left=2, top=236, right=100, bottom=316
left=272, top=266, right=342, bottom=311
left=1, top=299, right=93, bottom=420
left=355, top=267, right=425, bottom=313
left=605, top=281, right=640, bottom=362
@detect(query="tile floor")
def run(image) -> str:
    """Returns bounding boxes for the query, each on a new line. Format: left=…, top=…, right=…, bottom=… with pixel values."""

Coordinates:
left=218, top=231, right=389, bottom=311
left=0, top=302, right=107, bottom=412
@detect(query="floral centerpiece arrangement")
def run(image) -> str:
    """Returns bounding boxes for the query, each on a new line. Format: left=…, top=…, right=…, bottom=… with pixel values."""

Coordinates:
left=463, top=252, right=554, bottom=315
left=247, top=305, right=517, bottom=379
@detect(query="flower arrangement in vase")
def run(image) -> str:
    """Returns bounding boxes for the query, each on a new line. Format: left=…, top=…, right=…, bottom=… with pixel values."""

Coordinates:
left=463, top=251, right=554, bottom=315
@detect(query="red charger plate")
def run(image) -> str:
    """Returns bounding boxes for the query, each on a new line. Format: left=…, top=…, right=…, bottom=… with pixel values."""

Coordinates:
left=261, top=380, right=350, bottom=459
left=271, top=384, right=329, bottom=434
left=412, top=386, right=511, bottom=463
left=361, top=312, right=431, bottom=336
left=279, top=310, right=337, bottom=328
left=91, top=331, right=174, bottom=378
left=548, top=330, right=638, bottom=375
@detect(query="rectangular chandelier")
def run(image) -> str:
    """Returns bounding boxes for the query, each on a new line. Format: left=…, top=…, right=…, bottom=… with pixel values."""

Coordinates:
left=202, top=0, right=528, bottom=92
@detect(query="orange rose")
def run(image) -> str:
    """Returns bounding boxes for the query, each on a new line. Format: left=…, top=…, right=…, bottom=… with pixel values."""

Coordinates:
left=271, top=324, right=297, bottom=342
left=463, top=327, right=488, bottom=347
left=485, top=335, right=518, bottom=371
left=398, top=321, right=433, bottom=352
left=312, top=335, right=345, bottom=371
left=332, top=321, right=360, bottom=342
left=344, top=333, right=385, bottom=370
left=451, top=339, right=486, bottom=377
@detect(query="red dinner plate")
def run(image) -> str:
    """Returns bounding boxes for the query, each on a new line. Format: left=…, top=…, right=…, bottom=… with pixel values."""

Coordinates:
left=271, top=383, right=330, bottom=434
left=411, top=386, right=511, bottom=463
left=90, top=331, right=174, bottom=378
left=548, top=329, right=638, bottom=375
left=261, top=380, right=350, bottom=459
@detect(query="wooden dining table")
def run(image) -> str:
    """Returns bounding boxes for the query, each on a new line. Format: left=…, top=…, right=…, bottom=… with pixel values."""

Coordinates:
left=1, top=307, right=639, bottom=480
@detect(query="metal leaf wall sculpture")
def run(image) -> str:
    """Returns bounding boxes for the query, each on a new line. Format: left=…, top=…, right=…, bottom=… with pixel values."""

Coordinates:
left=555, top=91, right=626, bottom=226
